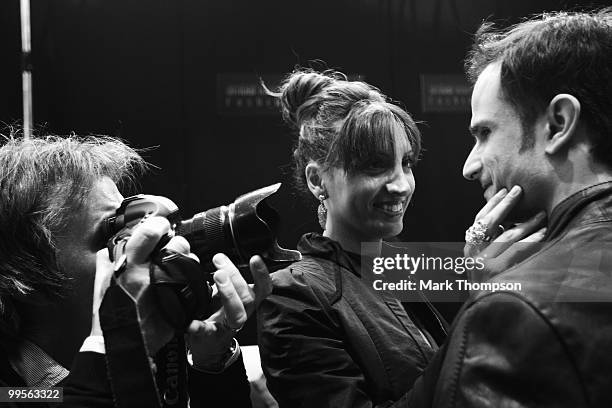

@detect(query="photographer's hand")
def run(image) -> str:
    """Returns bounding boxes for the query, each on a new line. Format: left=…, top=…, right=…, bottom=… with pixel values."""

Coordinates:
left=89, top=216, right=196, bottom=356
left=90, top=216, right=272, bottom=370
left=186, top=253, right=272, bottom=372
left=465, top=186, right=547, bottom=280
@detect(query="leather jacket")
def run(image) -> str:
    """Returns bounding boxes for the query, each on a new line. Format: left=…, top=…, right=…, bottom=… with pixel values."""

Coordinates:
left=257, top=233, right=444, bottom=408
left=405, top=181, right=612, bottom=408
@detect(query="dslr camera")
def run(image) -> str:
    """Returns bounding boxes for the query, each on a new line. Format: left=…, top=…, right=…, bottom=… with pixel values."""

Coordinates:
left=103, top=183, right=300, bottom=329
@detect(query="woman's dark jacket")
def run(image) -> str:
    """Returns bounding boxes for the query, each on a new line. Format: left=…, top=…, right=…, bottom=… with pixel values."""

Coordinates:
left=257, top=233, right=442, bottom=408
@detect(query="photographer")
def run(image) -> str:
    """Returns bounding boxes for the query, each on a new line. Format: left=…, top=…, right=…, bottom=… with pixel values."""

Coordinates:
left=0, top=135, right=270, bottom=407
left=63, top=215, right=271, bottom=407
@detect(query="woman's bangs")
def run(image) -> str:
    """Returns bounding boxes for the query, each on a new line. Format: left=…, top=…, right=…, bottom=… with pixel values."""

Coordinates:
left=336, top=105, right=408, bottom=173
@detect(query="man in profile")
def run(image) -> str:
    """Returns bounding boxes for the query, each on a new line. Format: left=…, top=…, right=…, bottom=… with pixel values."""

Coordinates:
left=0, top=135, right=268, bottom=406
left=0, top=136, right=144, bottom=389
left=408, top=8, right=612, bottom=407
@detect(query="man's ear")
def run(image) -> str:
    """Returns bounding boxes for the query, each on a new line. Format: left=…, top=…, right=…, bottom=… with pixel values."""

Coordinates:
left=305, top=162, right=326, bottom=199
left=544, top=94, right=581, bottom=155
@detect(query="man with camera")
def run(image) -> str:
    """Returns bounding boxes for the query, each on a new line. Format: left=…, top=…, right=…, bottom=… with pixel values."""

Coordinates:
left=0, top=135, right=271, bottom=406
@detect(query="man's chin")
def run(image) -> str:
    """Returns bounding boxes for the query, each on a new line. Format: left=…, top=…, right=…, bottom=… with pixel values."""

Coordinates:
left=483, top=186, right=497, bottom=202
left=504, top=204, right=540, bottom=224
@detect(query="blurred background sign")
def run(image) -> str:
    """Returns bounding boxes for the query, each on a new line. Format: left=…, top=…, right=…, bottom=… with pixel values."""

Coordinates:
left=217, top=73, right=282, bottom=116
left=420, top=74, right=471, bottom=113
left=217, top=73, right=365, bottom=115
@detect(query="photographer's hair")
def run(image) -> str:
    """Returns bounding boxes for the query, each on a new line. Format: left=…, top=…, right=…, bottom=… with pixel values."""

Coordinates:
left=267, top=69, right=421, bottom=197
left=465, top=8, right=612, bottom=163
left=0, top=134, right=146, bottom=343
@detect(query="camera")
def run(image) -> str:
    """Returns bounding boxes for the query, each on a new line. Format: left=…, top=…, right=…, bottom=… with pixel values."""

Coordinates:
left=104, top=182, right=301, bottom=271
left=103, top=183, right=301, bottom=327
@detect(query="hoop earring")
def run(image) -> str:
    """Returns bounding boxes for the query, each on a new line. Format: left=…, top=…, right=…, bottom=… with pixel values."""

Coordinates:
left=317, top=193, right=328, bottom=230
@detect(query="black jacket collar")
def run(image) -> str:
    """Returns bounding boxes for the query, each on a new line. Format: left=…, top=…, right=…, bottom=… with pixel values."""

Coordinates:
left=545, top=181, right=612, bottom=241
left=297, top=233, right=362, bottom=277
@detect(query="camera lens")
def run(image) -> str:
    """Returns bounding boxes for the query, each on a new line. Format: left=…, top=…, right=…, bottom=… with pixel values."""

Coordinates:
left=177, top=205, right=237, bottom=263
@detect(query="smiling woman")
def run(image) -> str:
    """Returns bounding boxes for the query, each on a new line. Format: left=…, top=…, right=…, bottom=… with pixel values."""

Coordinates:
left=257, top=69, right=446, bottom=407
left=317, top=116, right=416, bottom=252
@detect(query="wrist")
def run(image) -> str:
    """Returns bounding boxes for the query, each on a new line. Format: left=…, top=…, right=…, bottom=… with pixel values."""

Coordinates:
left=187, top=338, right=240, bottom=373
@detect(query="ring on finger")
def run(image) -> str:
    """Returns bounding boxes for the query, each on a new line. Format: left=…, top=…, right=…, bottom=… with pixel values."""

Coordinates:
left=465, top=220, right=491, bottom=245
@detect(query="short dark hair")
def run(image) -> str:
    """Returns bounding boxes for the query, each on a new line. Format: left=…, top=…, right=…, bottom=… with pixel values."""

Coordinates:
left=0, top=135, right=146, bottom=340
left=465, top=8, right=612, bottom=159
left=267, top=69, right=421, bottom=196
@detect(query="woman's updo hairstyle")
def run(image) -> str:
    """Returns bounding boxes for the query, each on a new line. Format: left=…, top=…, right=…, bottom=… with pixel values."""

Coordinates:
left=268, top=68, right=421, bottom=196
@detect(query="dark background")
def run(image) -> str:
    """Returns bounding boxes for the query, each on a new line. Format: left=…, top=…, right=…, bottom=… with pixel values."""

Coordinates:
left=1, top=0, right=608, bottom=328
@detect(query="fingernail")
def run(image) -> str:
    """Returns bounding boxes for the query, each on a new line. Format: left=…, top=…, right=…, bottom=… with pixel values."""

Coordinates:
left=535, top=211, right=546, bottom=220
left=251, top=255, right=263, bottom=268
left=509, top=186, right=521, bottom=197
left=213, top=253, right=229, bottom=265
left=214, top=270, right=229, bottom=285
left=497, top=188, right=508, bottom=196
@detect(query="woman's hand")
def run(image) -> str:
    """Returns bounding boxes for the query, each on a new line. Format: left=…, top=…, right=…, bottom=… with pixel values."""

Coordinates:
left=465, top=186, right=547, bottom=279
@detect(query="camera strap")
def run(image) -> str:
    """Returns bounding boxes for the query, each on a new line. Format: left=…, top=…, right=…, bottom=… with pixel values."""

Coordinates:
left=155, top=336, right=189, bottom=408
left=100, top=275, right=190, bottom=408
left=100, top=248, right=210, bottom=408
left=150, top=249, right=212, bottom=329
left=100, top=280, right=162, bottom=408
left=149, top=250, right=212, bottom=408
left=147, top=250, right=214, bottom=408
